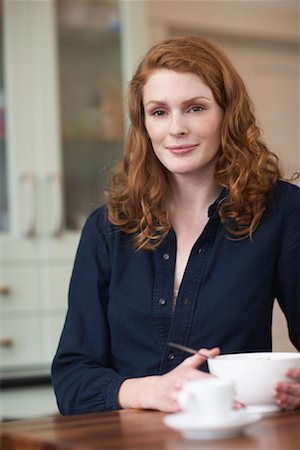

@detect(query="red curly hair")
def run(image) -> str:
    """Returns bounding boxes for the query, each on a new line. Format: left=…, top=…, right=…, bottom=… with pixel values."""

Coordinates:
left=106, top=36, right=281, bottom=250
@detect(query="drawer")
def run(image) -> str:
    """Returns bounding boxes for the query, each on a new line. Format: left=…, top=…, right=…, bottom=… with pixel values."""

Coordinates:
left=0, top=316, right=42, bottom=368
left=0, top=266, right=40, bottom=313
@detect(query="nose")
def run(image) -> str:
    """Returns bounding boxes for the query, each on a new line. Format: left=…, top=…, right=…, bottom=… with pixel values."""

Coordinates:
left=169, top=113, right=188, bottom=137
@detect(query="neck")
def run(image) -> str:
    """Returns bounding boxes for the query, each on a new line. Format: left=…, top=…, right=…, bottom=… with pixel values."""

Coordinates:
left=168, top=174, right=222, bottom=217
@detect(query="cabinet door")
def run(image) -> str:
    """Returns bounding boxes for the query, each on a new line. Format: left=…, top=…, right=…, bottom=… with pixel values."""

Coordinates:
left=1, top=0, right=40, bottom=248
left=0, top=266, right=39, bottom=313
left=0, top=316, right=42, bottom=368
left=0, top=10, right=7, bottom=233
left=55, top=0, right=124, bottom=233
left=47, top=0, right=149, bottom=238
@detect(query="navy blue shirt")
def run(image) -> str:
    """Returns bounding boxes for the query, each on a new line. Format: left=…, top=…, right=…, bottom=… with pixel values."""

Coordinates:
left=51, top=181, right=300, bottom=414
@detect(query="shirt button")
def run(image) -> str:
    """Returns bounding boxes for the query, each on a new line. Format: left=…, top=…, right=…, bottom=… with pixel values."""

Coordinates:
left=163, top=253, right=170, bottom=260
left=198, top=248, right=202, bottom=254
left=184, top=297, right=189, bottom=305
left=159, top=298, right=166, bottom=305
left=168, top=353, right=175, bottom=360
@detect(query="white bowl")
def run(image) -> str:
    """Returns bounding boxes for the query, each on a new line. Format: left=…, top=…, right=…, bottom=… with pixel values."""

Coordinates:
left=208, top=352, right=300, bottom=413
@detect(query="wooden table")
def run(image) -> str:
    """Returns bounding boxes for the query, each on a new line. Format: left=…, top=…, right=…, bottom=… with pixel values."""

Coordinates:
left=1, top=409, right=300, bottom=450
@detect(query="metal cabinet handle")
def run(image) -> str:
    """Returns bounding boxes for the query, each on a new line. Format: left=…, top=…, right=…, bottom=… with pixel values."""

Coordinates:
left=0, top=286, right=11, bottom=296
left=0, top=338, right=14, bottom=348
left=48, top=173, right=63, bottom=236
left=20, top=173, right=36, bottom=237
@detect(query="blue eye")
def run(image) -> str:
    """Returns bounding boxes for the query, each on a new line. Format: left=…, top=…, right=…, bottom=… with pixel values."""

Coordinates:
left=189, top=106, right=205, bottom=113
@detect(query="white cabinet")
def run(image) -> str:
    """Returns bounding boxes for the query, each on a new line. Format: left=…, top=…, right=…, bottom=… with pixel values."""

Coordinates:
left=0, top=316, right=43, bottom=367
left=0, top=266, right=40, bottom=313
left=0, top=0, right=148, bottom=375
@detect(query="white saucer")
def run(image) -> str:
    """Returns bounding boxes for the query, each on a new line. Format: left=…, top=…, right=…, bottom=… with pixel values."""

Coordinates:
left=163, top=411, right=262, bottom=440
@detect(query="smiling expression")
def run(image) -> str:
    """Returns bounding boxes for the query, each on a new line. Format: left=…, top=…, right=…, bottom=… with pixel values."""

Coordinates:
left=143, top=69, right=224, bottom=182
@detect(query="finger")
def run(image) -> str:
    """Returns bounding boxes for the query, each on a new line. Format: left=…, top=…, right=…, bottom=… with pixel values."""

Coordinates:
left=181, top=353, right=207, bottom=367
left=274, top=381, right=300, bottom=396
left=181, top=347, right=220, bottom=368
left=274, top=392, right=300, bottom=410
left=233, top=401, right=245, bottom=410
left=285, top=368, right=300, bottom=380
left=166, top=397, right=181, bottom=413
left=199, top=347, right=220, bottom=358
left=273, top=382, right=300, bottom=409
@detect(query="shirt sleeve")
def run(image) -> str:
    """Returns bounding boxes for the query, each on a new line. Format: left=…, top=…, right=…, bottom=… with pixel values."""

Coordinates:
left=51, top=209, right=126, bottom=414
left=274, top=184, right=300, bottom=350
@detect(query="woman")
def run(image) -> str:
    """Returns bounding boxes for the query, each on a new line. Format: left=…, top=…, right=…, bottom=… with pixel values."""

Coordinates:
left=52, top=36, right=300, bottom=414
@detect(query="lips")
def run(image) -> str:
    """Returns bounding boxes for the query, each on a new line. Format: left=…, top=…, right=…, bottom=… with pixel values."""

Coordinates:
left=166, top=144, right=199, bottom=154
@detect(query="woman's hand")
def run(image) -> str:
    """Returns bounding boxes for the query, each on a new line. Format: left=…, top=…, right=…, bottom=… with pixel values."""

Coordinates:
left=273, top=368, right=300, bottom=410
left=118, top=347, right=220, bottom=412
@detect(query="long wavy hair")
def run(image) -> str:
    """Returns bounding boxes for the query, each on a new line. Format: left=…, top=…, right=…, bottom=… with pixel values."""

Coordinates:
left=106, top=35, right=282, bottom=250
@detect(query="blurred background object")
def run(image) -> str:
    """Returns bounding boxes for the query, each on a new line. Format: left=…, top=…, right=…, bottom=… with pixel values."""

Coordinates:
left=57, top=0, right=124, bottom=230
left=0, top=0, right=298, bottom=420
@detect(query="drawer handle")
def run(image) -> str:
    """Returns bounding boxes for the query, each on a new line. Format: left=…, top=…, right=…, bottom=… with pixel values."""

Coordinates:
left=20, top=173, right=36, bottom=237
left=0, top=338, right=14, bottom=348
left=0, top=286, right=11, bottom=296
left=48, top=173, right=63, bottom=236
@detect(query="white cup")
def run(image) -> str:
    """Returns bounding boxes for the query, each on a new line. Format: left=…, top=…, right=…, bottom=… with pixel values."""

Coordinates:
left=177, top=378, right=235, bottom=421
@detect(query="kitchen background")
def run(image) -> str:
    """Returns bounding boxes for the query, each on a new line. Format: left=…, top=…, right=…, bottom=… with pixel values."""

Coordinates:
left=0, top=0, right=299, bottom=420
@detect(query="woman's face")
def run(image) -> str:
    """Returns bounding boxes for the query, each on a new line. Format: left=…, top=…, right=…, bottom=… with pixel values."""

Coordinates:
left=143, top=69, right=224, bottom=182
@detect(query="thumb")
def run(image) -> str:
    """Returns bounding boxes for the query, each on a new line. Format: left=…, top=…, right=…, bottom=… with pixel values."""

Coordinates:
left=181, top=347, right=220, bottom=368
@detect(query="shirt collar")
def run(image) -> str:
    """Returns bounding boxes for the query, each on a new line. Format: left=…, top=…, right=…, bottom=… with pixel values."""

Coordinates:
left=208, top=188, right=228, bottom=219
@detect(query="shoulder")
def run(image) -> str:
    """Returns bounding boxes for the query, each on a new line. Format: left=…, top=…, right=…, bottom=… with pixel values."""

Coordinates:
left=74, top=206, right=125, bottom=269
left=265, top=180, right=300, bottom=240
left=82, top=205, right=134, bottom=250
left=82, top=205, right=114, bottom=236
left=276, top=179, right=300, bottom=196
left=268, top=180, right=300, bottom=212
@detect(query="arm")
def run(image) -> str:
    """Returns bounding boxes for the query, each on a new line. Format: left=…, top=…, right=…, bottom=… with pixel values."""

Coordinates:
left=51, top=210, right=126, bottom=414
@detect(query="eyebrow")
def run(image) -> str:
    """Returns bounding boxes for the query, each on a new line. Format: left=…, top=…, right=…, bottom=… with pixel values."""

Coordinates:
left=145, top=96, right=212, bottom=107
